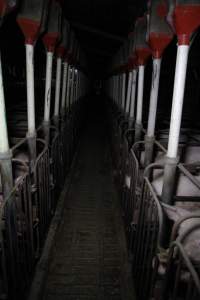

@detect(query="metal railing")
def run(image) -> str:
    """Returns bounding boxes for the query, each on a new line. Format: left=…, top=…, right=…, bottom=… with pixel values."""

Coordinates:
left=132, top=176, right=163, bottom=300
left=50, top=129, right=64, bottom=210
left=0, top=94, right=84, bottom=299
left=151, top=215, right=200, bottom=300
left=1, top=160, right=34, bottom=299
left=130, top=161, right=200, bottom=300
left=160, top=240, right=200, bottom=300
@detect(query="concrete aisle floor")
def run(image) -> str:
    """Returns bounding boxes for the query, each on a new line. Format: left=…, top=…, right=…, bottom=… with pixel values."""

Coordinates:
left=42, top=98, right=134, bottom=300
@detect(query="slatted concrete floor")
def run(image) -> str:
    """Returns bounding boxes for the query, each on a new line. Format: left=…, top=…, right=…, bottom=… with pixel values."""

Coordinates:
left=43, top=104, right=134, bottom=300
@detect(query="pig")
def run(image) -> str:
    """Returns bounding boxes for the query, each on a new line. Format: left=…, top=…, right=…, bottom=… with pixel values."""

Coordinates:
left=162, top=203, right=200, bottom=264
left=153, top=203, right=200, bottom=275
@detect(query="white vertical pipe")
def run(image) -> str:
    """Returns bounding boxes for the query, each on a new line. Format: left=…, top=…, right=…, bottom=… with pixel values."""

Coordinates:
left=136, top=65, right=145, bottom=125
left=129, top=69, right=137, bottom=120
left=54, top=57, right=62, bottom=117
left=0, top=53, right=9, bottom=153
left=147, top=58, right=162, bottom=137
left=26, top=44, right=36, bottom=136
left=125, top=71, right=132, bottom=115
left=116, top=76, right=118, bottom=104
left=77, top=72, right=80, bottom=100
left=114, top=77, right=116, bottom=103
left=122, top=73, right=126, bottom=110
left=116, top=76, right=119, bottom=105
left=70, top=67, right=75, bottom=105
left=116, top=75, right=119, bottom=105
left=112, top=77, right=114, bottom=100
left=44, top=51, right=53, bottom=122
left=167, top=45, right=189, bottom=158
left=76, top=71, right=78, bottom=101
left=61, top=61, right=68, bottom=112
left=113, top=76, right=116, bottom=102
left=66, top=66, right=71, bottom=108
left=115, top=76, right=117, bottom=104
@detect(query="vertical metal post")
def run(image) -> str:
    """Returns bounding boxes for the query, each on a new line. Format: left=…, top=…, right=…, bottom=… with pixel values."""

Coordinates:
left=25, top=43, right=36, bottom=168
left=43, top=51, right=53, bottom=144
left=54, top=56, right=62, bottom=126
left=145, top=58, right=162, bottom=165
left=70, top=67, right=75, bottom=106
left=117, top=75, right=120, bottom=107
left=66, top=65, right=71, bottom=110
left=121, top=73, right=126, bottom=111
left=129, top=69, right=137, bottom=128
left=125, top=71, right=133, bottom=117
left=0, top=52, right=13, bottom=198
left=61, top=61, right=68, bottom=117
left=162, top=45, right=189, bottom=204
left=135, top=65, right=145, bottom=142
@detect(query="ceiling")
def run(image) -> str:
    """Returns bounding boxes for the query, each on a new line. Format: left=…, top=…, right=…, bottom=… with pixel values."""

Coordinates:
left=62, top=0, right=147, bottom=76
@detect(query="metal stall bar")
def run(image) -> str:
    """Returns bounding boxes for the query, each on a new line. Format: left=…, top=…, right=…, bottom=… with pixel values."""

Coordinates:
left=134, top=16, right=151, bottom=142
left=17, top=0, right=48, bottom=168
left=161, top=0, right=200, bottom=205
left=17, top=0, right=52, bottom=249
left=144, top=0, right=174, bottom=166
left=54, top=20, right=68, bottom=126
left=0, top=2, right=18, bottom=297
left=42, top=0, right=61, bottom=144
left=60, top=21, right=70, bottom=118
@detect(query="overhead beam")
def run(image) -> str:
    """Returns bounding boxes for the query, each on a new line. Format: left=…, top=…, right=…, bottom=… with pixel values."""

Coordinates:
left=71, top=21, right=125, bottom=42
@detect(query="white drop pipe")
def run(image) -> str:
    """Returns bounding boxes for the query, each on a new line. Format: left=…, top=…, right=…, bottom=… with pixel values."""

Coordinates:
left=0, top=53, right=9, bottom=153
left=26, top=44, right=36, bottom=136
left=114, top=76, right=116, bottom=103
left=136, top=65, right=145, bottom=125
left=116, top=76, right=119, bottom=104
left=115, top=75, right=119, bottom=106
left=121, top=73, right=126, bottom=110
left=167, top=45, right=189, bottom=159
left=129, top=69, right=137, bottom=120
left=146, top=58, right=162, bottom=137
left=61, top=61, right=68, bottom=112
left=115, top=75, right=120, bottom=106
left=44, top=51, right=53, bottom=122
left=70, top=67, right=75, bottom=105
left=118, top=75, right=121, bottom=106
left=75, top=71, right=79, bottom=101
left=66, top=66, right=71, bottom=108
left=54, top=57, right=62, bottom=117
left=114, top=76, right=117, bottom=103
left=125, top=71, right=133, bottom=115
left=112, top=77, right=115, bottom=101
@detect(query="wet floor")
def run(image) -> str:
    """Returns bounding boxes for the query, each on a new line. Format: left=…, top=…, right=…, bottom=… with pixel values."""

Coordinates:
left=42, top=97, right=134, bottom=300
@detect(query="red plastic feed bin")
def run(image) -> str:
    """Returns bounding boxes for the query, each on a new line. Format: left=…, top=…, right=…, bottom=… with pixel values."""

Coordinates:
left=56, top=19, right=69, bottom=58
left=128, top=54, right=138, bottom=71
left=173, top=0, right=200, bottom=44
left=43, top=32, right=60, bottom=52
left=42, top=0, right=61, bottom=52
left=56, top=45, right=66, bottom=58
left=135, top=16, right=152, bottom=65
left=135, top=47, right=151, bottom=66
left=148, top=1, right=174, bottom=58
left=17, top=0, right=46, bottom=44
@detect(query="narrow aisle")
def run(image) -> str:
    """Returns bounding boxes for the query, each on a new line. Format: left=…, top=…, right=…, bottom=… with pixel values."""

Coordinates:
left=43, top=97, right=134, bottom=300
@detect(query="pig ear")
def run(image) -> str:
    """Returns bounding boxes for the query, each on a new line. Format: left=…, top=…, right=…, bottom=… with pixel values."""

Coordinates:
left=162, top=204, right=188, bottom=222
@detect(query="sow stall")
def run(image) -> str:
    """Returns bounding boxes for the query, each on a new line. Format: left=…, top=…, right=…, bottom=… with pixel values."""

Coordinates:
left=106, top=0, right=200, bottom=299
left=0, top=1, right=88, bottom=298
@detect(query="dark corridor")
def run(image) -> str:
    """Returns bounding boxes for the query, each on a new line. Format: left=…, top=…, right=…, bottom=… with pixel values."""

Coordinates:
left=37, top=96, right=134, bottom=300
